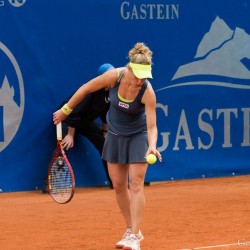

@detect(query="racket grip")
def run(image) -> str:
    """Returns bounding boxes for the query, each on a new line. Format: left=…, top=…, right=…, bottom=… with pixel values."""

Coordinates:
left=56, top=122, right=62, bottom=140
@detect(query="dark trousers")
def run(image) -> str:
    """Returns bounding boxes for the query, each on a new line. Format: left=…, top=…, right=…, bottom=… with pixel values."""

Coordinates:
left=62, top=121, right=113, bottom=188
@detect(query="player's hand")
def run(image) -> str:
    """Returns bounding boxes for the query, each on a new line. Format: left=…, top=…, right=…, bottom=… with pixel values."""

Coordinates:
left=146, top=148, right=162, bottom=162
left=155, top=149, right=162, bottom=162
left=62, top=135, right=74, bottom=150
left=53, top=110, right=67, bottom=125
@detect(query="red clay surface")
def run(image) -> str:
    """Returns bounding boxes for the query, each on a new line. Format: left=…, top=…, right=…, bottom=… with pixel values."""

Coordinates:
left=0, top=175, right=250, bottom=250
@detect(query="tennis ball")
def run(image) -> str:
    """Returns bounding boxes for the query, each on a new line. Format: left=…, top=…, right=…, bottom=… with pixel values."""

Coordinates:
left=146, top=154, right=157, bottom=164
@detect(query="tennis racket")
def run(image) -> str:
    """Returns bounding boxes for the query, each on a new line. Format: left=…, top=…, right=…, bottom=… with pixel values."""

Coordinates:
left=48, top=122, right=75, bottom=204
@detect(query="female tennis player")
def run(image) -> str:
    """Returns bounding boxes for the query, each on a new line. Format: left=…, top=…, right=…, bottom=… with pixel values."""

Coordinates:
left=53, top=42, right=162, bottom=250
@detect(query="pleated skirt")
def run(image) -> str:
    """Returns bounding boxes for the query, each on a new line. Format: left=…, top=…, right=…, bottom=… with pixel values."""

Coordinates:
left=102, top=131, right=148, bottom=164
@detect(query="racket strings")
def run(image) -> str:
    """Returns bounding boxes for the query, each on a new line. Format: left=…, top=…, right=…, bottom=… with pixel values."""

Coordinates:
left=49, top=157, right=73, bottom=203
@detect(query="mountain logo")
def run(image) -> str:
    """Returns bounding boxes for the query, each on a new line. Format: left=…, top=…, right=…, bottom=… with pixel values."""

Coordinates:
left=0, top=42, right=25, bottom=152
left=157, top=16, right=250, bottom=92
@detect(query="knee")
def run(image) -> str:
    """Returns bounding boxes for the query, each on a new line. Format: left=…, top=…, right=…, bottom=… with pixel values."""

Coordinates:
left=112, top=182, right=128, bottom=195
left=129, top=178, right=144, bottom=194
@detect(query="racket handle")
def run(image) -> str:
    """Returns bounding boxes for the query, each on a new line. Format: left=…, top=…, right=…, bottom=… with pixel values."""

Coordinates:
left=56, top=122, right=62, bottom=140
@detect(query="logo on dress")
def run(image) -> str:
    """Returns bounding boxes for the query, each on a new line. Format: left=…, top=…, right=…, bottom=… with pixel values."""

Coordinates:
left=119, top=101, right=129, bottom=109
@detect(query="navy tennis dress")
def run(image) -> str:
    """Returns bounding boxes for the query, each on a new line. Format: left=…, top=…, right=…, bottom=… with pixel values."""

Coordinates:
left=102, top=70, right=149, bottom=164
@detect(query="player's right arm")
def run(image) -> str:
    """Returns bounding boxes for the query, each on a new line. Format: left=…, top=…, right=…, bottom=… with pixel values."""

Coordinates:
left=53, top=68, right=119, bottom=125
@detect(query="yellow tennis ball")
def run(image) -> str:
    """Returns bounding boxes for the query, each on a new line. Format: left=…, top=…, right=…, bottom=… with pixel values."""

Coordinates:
left=146, top=154, right=157, bottom=164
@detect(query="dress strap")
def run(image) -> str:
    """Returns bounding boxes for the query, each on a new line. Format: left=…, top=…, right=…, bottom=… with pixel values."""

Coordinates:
left=117, top=68, right=126, bottom=83
left=137, top=80, right=148, bottom=101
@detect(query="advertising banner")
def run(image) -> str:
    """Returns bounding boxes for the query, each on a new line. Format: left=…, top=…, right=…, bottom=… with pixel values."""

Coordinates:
left=0, top=0, right=249, bottom=191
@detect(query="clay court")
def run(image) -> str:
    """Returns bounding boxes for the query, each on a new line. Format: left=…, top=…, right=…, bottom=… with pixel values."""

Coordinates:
left=1, top=175, right=250, bottom=250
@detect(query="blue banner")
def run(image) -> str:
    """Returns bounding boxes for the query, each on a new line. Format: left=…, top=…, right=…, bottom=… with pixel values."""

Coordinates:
left=0, top=0, right=249, bottom=191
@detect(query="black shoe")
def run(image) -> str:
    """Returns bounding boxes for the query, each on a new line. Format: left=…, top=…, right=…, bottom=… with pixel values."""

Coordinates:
left=144, top=182, right=150, bottom=186
left=42, top=178, right=48, bottom=194
left=41, top=187, right=48, bottom=194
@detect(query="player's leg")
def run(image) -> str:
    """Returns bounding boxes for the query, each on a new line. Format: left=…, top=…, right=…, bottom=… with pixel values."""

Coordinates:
left=129, top=162, right=148, bottom=234
left=108, top=162, right=134, bottom=248
left=108, top=162, right=131, bottom=226
left=120, top=162, right=147, bottom=250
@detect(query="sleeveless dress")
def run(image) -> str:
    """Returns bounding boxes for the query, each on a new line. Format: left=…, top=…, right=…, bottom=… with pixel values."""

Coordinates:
left=102, top=69, right=149, bottom=164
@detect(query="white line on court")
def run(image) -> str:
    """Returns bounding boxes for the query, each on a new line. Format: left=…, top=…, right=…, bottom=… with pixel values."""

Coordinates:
left=180, top=241, right=249, bottom=249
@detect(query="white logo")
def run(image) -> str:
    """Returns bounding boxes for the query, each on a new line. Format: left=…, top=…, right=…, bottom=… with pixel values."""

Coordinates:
left=8, top=0, right=26, bottom=7
left=158, top=16, right=250, bottom=91
left=173, top=16, right=250, bottom=84
left=105, top=96, right=110, bottom=104
left=0, top=42, right=25, bottom=152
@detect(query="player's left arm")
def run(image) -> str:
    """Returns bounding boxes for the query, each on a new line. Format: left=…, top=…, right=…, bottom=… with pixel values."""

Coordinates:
left=142, top=83, right=162, bottom=161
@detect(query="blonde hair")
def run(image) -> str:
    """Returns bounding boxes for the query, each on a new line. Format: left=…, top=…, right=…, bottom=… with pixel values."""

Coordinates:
left=128, top=42, right=153, bottom=65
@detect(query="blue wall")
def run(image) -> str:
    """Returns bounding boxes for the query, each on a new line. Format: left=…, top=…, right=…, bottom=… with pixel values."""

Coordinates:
left=0, top=0, right=249, bottom=192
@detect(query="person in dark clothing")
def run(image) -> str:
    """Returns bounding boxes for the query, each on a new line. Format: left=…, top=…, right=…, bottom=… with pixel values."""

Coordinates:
left=42, top=64, right=114, bottom=193
left=61, top=63, right=114, bottom=188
